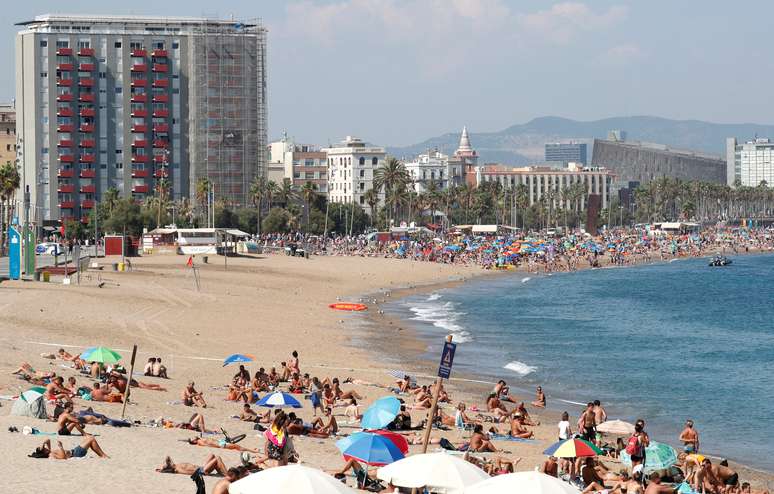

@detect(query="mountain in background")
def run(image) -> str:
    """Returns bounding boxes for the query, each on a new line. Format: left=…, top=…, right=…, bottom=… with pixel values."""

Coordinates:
left=387, top=116, right=774, bottom=165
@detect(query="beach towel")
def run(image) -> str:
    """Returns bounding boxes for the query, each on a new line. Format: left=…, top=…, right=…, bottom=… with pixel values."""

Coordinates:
left=489, top=434, right=535, bottom=442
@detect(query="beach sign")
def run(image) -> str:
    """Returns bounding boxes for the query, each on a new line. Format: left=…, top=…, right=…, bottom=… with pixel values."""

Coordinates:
left=437, top=341, right=457, bottom=379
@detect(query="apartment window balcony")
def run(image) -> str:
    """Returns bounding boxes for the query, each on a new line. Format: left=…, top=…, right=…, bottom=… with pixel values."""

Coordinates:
left=57, top=107, right=74, bottom=117
left=132, top=185, right=149, bottom=193
left=77, top=47, right=95, bottom=57
left=80, top=169, right=96, bottom=178
left=57, top=63, right=74, bottom=71
left=78, top=78, right=95, bottom=87
left=131, top=79, right=147, bottom=88
left=56, top=93, right=74, bottom=102
left=131, top=64, right=148, bottom=73
left=56, top=47, right=73, bottom=56
left=151, top=49, right=168, bottom=58
left=79, top=139, right=96, bottom=148
left=152, top=109, right=169, bottom=118
left=132, top=140, right=148, bottom=148
left=80, top=184, right=96, bottom=194
left=57, top=168, right=75, bottom=178
left=130, top=94, right=148, bottom=103
left=152, top=93, right=169, bottom=103
left=152, top=63, right=168, bottom=73
left=153, top=123, right=169, bottom=133
left=154, top=169, right=169, bottom=178
left=57, top=139, right=74, bottom=148
left=81, top=200, right=95, bottom=209
left=153, top=154, right=167, bottom=164
left=78, top=93, right=96, bottom=103
left=131, top=155, right=150, bottom=164
left=59, top=154, right=75, bottom=163
left=79, top=108, right=96, bottom=117
left=56, top=78, right=73, bottom=87
left=130, top=109, right=148, bottom=118
left=79, top=153, right=96, bottom=163
left=131, top=168, right=149, bottom=178
left=130, top=49, right=147, bottom=57
left=57, top=184, right=75, bottom=193
left=78, top=63, right=95, bottom=72
left=153, top=139, right=169, bottom=149
left=152, top=79, right=169, bottom=88
left=59, top=200, right=76, bottom=209
left=79, top=123, right=95, bottom=133
left=57, top=124, right=75, bottom=133
left=131, top=124, right=148, bottom=133
left=80, top=216, right=90, bottom=224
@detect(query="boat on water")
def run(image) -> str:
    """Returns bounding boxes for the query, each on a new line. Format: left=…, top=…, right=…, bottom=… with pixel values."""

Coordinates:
left=709, top=256, right=732, bottom=267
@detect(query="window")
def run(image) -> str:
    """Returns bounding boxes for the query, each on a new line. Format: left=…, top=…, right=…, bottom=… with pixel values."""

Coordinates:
left=172, top=41, right=179, bottom=49
left=116, top=162, right=123, bottom=169
left=78, top=40, right=90, bottom=49
left=115, top=87, right=122, bottom=94
left=115, top=149, right=122, bottom=155
left=359, top=157, right=365, bottom=166
left=372, top=157, right=378, bottom=165
left=115, top=41, right=122, bottom=48
left=152, top=41, right=164, bottom=49
left=41, top=72, right=48, bottom=78
left=99, top=71, right=106, bottom=79
left=359, top=170, right=365, bottom=178
left=130, top=41, right=143, bottom=50
left=56, top=40, right=69, bottom=48
left=40, top=40, right=48, bottom=48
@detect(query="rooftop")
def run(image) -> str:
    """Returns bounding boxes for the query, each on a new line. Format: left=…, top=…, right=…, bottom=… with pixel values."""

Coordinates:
left=595, top=138, right=722, bottom=162
left=17, top=13, right=260, bottom=27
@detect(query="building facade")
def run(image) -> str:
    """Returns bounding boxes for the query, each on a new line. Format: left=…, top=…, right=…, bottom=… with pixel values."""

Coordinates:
left=450, top=126, right=478, bottom=187
left=15, top=14, right=267, bottom=224
left=404, top=150, right=451, bottom=193
left=477, top=163, right=616, bottom=209
left=0, top=104, right=16, bottom=169
left=545, top=142, right=587, bottom=166
left=268, top=133, right=327, bottom=194
left=591, top=139, right=725, bottom=186
left=324, top=136, right=385, bottom=209
left=726, top=137, right=774, bottom=186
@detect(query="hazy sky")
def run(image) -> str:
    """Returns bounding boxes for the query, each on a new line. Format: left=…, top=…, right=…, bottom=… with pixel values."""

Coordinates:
left=4, top=1, right=773, bottom=146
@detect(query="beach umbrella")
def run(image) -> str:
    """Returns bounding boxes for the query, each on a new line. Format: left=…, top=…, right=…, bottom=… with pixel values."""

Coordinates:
left=366, top=429, right=410, bottom=454
left=229, top=464, right=356, bottom=494
left=222, top=353, right=254, bottom=367
left=543, top=438, right=603, bottom=458
left=377, top=452, right=489, bottom=493
left=596, top=420, right=636, bottom=435
left=256, top=391, right=302, bottom=408
left=465, top=471, right=582, bottom=494
left=360, top=396, right=401, bottom=430
left=336, top=431, right=405, bottom=466
left=620, top=441, right=678, bottom=473
left=20, top=386, right=46, bottom=403
left=80, top=346, right=122, bottom=364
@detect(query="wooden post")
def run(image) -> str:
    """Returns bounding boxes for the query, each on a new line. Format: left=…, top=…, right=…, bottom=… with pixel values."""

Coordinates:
left=120, top=345, right=138, bottom=419
left=421, top=335, right=453, bottom=454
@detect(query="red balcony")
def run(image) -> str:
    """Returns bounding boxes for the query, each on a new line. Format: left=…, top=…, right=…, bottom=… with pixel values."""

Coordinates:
left=78, top=63, right=95, bottom=72
left=132, top=155, right=150, bottom=164
left=57, top=93, right=74, bottom=102
left=79, top=93, right=96, bottom=102
left=77, top=47, right=95, bottom=57
left=152, top=109, right=169, bottom=118
left=153, top=154, right=167, bottom=164
left=151, top=49, right=168, bottom=58
left=58, top=184, right=75, bottom=193
left=56, top=48, right=73, bottom=56
left=57, top=63, right=74, bottom=71
left=153, top=123, right=169, bottom=133
left=58, top=139, right=74, bottom=148
left=153, top=139, right=169, bottom=149
left=80, top=169, right=96, bottom=178
left=152, top=63, right=168, bottom=73
left=154, top=169, right=169, bottom=178
left=59, top=154, right=75, bottom=163
left=131, top=93, right=148, bottom=103
left=131, top=49, right=147, bottom=57
left=79, top=108, right=96, bottom=117
left=80, top=154, right=96, bottom=163
left=57, top=107, right=74, bottom=117
left=57, top=124, right=75, bottom=133
left=82, top=200, right=95, bottom=209
left=131, top=168, right=149, bottom=178
left=131, top=124, right=147, bottom=133
left=57, top=78, right=73, bottom=87
left=79, top=124, right=95, bottom=133
left=59, top=201, right=76, bottom=209
left=78, top=78, right=95, bottom=87
left=132, top=185, right=149, bottom=194
left=152, top=93, right=169, bottom=103
left=132, top=140, right=148, bottom=147
left=131, top=64, right=148, bottom=72
left=79, top=139, right=96, bottom=148
left=152, top=79, right=169, bottom=88
left=58, top=168, right=75, bottom=178
left=81, top=184, right=96, bottom=193
left=130, top=109, right=148, bottom=118
left=131, top=79, right=147, bottom=87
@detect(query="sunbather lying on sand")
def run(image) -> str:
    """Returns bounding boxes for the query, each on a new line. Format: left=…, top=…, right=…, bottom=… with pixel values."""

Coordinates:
left=186, top=437, right=259, bottom=453
left=156, top=454, right=229, bottom=475
left=108, top=371, right=166, bottom=392
left=29, top=434, right=108, bottom=459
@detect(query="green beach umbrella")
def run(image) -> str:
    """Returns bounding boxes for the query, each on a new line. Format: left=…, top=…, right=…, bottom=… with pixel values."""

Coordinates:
left=21, top=386, right=46, bottom=402
left=81, top=346, right=122, bottom=364
left=620, top=441, right=678, bottom=472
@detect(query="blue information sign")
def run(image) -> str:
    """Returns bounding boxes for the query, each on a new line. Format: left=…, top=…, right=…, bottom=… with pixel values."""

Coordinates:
left=8, top=226, right=21, bottom=280
left=437, top=341, right=457, bottom=379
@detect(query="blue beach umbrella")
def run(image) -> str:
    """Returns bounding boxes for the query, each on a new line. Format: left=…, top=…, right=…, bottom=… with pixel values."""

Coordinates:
left=223, top=354, right=254, bottom=367
left=336, top=432, right=405, bottom=466
left=361, top=396, right=401, bottom=430
left=256, top=391, right=302, bottom=408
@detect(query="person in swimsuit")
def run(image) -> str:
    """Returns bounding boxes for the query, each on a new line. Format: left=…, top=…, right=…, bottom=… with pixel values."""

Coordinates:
left=532, top=386, right=546, bottom=408
left=288, top=350, right=300, bottom=375
left=579, top=403, right=597, bottom=443
left=56, top=402, right=87, bottom=435
left=30, top=435, right=108, bottom=459
left=541, top=456, right=559, bottom=477
left=712, top=460, right=739, bottom=488
left=469, top=424, right=499, bottom=452
left=182, top=381, right=207, bottom=408
left=186, top=437, right=259, bottom=453
left=645, top=473, right=678, bottom=494
left=679, top=419, right=700, bottom=453
left=493, top=380, right=518, bottom=404
left=156, top=454, right=229, bottom=475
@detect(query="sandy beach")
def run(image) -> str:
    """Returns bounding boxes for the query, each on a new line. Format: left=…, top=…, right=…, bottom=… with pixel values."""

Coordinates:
left=1, top=252, right=771, bottom=493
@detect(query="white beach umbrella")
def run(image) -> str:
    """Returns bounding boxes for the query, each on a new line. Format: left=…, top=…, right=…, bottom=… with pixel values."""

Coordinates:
left=377, top=453, right=489, bottom=493
left=596, top=420, right=636, bottom=435
left=464, top=471, right=582, bottom=494
left=228, top=464, right=356, bottom=494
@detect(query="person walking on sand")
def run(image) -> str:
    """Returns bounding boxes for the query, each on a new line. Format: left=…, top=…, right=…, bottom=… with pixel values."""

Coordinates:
left=579, top=402, right=597, bottom=443
left=679, top=419, right=700, bottom=453
left=288, top=350, right=300, bottom=375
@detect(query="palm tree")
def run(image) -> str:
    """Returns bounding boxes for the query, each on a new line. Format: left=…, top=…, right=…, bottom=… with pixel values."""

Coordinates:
left=0, top=162, right=21, bottom=255
left=277, top=178, right=297, bottom=208
left=195, top=177, right=211, bottom=225
left=266, top=180, right=279, bottom=209
left=155, top=177, right=171, bottom=228
left=373, top=157, right=410, bottom=223
left=300, top=181, right=318, bottom=232
left=102, top=187, right=120, bottom=214
left=456, top=184, right=475, bottom=223
left=249, top=175, right=267, bottom=234
left=363, top=187, right=380, bottom=225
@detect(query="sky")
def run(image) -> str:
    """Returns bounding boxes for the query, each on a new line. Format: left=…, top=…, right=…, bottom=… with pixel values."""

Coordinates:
left=3, top=0, right=774, bottom=146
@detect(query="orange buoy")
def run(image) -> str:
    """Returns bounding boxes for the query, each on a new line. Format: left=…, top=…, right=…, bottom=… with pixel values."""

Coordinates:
left=329, top=303, right=368, bottom=311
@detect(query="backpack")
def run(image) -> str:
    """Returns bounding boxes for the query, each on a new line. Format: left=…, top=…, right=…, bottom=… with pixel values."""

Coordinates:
left=625, top=434, right=641, bottom=456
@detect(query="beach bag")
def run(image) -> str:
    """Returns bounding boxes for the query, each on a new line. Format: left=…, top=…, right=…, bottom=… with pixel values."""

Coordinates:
left=625, top=434, right=641, bottom=456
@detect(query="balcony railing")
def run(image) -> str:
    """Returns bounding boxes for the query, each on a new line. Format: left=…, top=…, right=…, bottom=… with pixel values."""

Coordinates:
left=56, top=79, right=73, bottom=86
left=79, top=139, right=96, bottom=148
left=154, top=169, right=169, bottom=178
left=152, top=93, right=169, bottom=103
left=57, top=63, right=74, bottom=71
left=131, top=94, right=148, bottom=103
left=79, top=108, right=96, bottom=117
left=151, top=49, right=168, bottom=58
left=153, top=154, right=166, bottom=163
left=57, top=124, right=75, bottom=132
left=131, top=64, right=148, bottom=72
left=57, top=168, right=75, bottom=178
left=58, top=184, right=75, bottom=193
left=57, top=139, right=74, bottom=148
left=79, top=154, right=96, bottom=163
left=56, top=93, right=74, bottom=102
left=153, top=139, right=169, bottom=148
left=79, top=93, right=96, bottom=102
left=152, top=79, right=169, bottom=88
left=56, top=47, right=73, bottom=56
left=78, top=78, right=95, bottom=87
left=152, top=109, right=169, bottom=118
left=57, top=107, right=74, bottom=117
left=79, top=124, right=95, bottom=133
left=80, top=169, right=96, bottom=178
left=131, top=124, right=148, bottom=133
left=82, top=200, right=95, bottom=209
left=152, top=63, right=168, bottom=73
left=77, top=47, right=95, bottom=57
left=153, top=123, right=169, bottom=133
left=131, top=79, right=147, bottom=87
left=80, top=184, right=96, bottom=194
left=78, top=63, right=95, bottom=71
left=130, top=49, right=147, bottom=57
left=59, top=200, right=76, bottom=209
left=132, top=140, right=148, bottom=148
left=131, top=169, right=149, bottom=178
left=131, top=155, right=150, bottom=163
left=130, top=109, right=148, bottom=118
left=132, top=185, right=149, bottom=193
left=59, top=154, right=75, bottom=163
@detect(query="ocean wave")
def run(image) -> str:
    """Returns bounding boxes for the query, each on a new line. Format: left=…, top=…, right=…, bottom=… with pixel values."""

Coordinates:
left=408, top=299, right=472, bottom=343
left=504, top=360, right=537, bottom=376
left=427, top=293, right=442, bottom=301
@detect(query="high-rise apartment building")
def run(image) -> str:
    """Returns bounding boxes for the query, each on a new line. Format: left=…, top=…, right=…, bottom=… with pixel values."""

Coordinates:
left=15, top=14, right=267, bottom=224
left=545, top=142, right=587, bottom=166
left=726, top=137, right=774, bottom=186
left=324, top=136, right=385, bottom=211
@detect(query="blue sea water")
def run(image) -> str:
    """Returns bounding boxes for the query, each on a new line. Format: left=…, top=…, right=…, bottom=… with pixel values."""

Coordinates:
left=386, top=254, right=774, bottom=471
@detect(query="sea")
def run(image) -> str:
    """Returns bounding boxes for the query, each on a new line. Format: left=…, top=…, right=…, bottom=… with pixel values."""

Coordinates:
left=384, top=254, right=774, bottom=472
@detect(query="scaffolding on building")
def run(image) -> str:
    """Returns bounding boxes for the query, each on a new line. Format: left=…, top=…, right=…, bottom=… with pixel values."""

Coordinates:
left=189, top=19, right=267, bottom=208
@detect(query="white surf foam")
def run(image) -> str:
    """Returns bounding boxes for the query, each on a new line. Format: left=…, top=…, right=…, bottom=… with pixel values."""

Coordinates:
left=504, top=360, right=537, bottom=376
left=408, top=299, right=472, bottom=343
left=427, top=293, right=442, bottom=301
left=521, top=277, right=531, bottom=283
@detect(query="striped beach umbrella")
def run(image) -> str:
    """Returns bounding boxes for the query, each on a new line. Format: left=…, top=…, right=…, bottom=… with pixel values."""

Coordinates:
left=620, top=441, right=678, bottom=473
left=223, top=354, right=254, bottom=367
left=256, top=391, right=302, bottom=408
left=543, top=438, right=603, bottom=458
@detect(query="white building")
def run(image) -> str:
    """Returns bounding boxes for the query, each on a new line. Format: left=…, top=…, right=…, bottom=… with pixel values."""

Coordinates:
left=405, top=149, right=450, bottom=192
left=324, top=136, right=385, bottom=209
left=726, top=137, right=774, bottom=186
left=268, top=132, right=328, bottom=194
